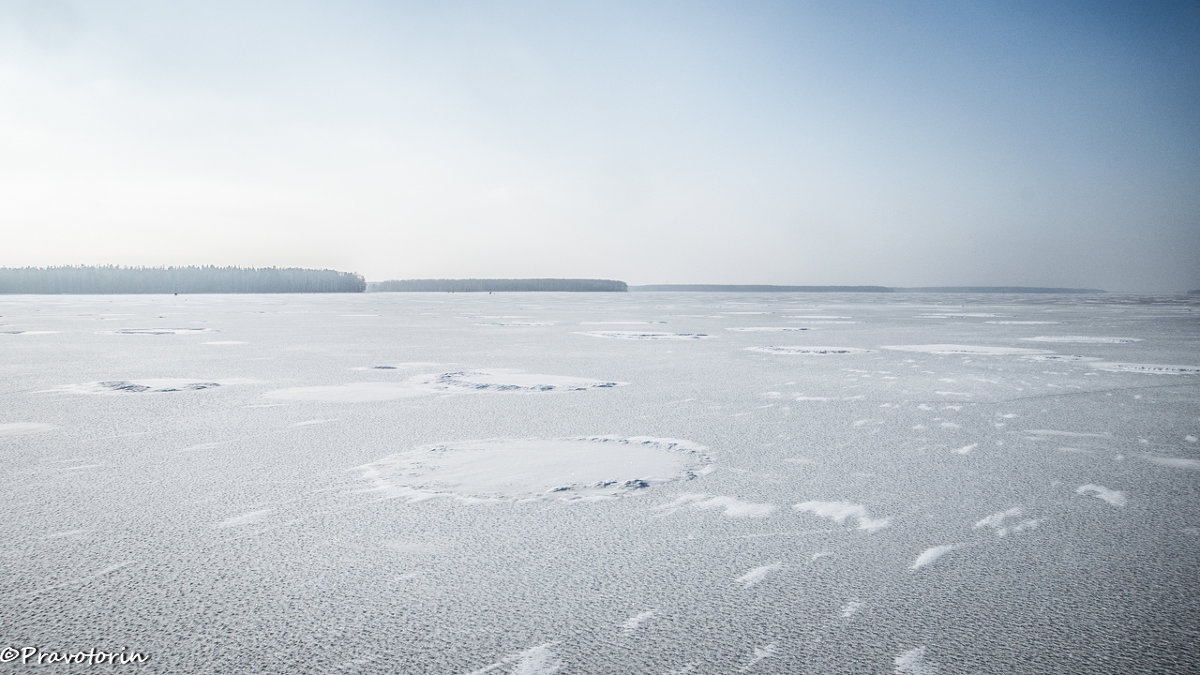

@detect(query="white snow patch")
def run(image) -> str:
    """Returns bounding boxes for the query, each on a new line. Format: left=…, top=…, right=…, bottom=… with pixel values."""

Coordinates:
left=953, top=443, right=977, bottom=455
left=739, top=644, right=777, bottom=672
left=974, top=507, right=1041, bottom=536
left=736, top=563, right=782, bottom=588
left=794, top=501, right=890, bottom=532
left=576, top=331, right=712, bottom=340
left=726, top=326, right=810, bottom=332
left=910, top=544, right=960, bottom=569
left=202, top=340, right=247, bottom=345
left=265, top=382, right=432, bottom=402
left=1024, top=429, right=1111, bottom=439
left=1139, top=455, right=1200, bottom=470
left=57, top=378, right=256, bottom=395
left=622, top=610, right=656, bottom=633
left=1088, top=362, right=1200, bottom=375
left=746, top=346, right=871, bottom=355
left=358, top=436, right=710, bottom=503
left=840, top=600, right=865, bottom=618
left=883, top=344, right=1052, bottom=356
left=659, top=493, right=777, bottom=518
left=466, top=643, right=561, bottom=675
left=216, top=509, right=273, bottom=528
left=1021, top=335, right=1141, bottom=344
left=0, top=422, right=56, bottom=436
left=1075, top=484, right=1127, bottom=507
left=894, top=646, right=938, bottom=674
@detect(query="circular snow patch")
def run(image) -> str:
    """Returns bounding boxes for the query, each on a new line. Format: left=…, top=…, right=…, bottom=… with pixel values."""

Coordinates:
left=882, top=344, right=1052, bottom=356
left=726, top=327, right=811, bottom=332
left=104, top=328, right=215, bottom=335
left=414, top=370, right=624, bottom=393
left=577, top=331, right=712, bottom=340
left=1088, top=362, right=1200, bottom=375
left=356, top=436, right=711, bottom=502
left=1021, top=354, right=1103, bottom=363
left=747, top=346, right=872, bottom=355
left=58, top=378, right=255, bottom=394
left=1021, top=336, right=1141, bottom=344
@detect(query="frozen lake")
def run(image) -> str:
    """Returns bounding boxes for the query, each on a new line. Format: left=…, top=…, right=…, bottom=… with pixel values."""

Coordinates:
left=1, top=292, right=1198, bottom=674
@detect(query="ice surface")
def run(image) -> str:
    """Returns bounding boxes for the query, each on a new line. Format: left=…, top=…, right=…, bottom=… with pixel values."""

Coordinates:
left=2, top=292, right=1197, bottom=674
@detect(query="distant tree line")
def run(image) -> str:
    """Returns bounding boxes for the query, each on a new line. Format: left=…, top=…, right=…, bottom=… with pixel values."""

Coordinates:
left=630, top=284, right=892, bottom=292
left=368, top=278, right=628, bottom=292
left=0, top=265, right=367, bottom=294
left=629, top=284, right=1106, bottom=294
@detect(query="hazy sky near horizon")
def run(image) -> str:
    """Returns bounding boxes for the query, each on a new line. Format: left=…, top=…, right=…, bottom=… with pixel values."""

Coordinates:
left=2, top=1, right=1198, bottom=292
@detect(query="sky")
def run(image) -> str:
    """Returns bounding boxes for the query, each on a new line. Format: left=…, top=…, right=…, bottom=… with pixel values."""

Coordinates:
left=1, top=1, right=1198, bottom=292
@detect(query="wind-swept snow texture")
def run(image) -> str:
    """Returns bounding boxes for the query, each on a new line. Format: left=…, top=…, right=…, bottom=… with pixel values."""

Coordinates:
left=1, top=291, right=1197, bottom=674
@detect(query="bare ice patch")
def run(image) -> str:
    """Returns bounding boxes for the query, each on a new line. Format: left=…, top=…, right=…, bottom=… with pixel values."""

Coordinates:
left=746, top=346, right=872, bottom=355
left=883, top=344, right=1052, bottom=356
left=356, top=436, right=710, bottom=503
left=658, top=493, right=776, bottom=518
left=793, top=501, right=890, bottom=532
left=1075, top=484, right=1127, bottom=507
left=1087, top=362, right=1200, bottom=375
left=0, top=422, right=56, bottom=436
left=576, top=331, right=712, bottom=340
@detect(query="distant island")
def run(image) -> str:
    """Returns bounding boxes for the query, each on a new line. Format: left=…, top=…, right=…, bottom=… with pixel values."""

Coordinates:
left=367, top=278, right=627, bottom=292
left=0, top=265, right=366, bottom=294
left=631, top=284, right=891, bottom=292
left=630, top=284, right=1105, bottom=294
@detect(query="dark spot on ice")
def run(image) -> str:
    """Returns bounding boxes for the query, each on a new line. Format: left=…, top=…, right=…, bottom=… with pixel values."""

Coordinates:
left=372, top=366, right=397, bottom=370
left=100, top=381, right=151, bottom=392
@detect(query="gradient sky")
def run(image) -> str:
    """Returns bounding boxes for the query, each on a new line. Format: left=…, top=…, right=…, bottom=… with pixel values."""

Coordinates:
left=2, top=1, right=1197, bottom=291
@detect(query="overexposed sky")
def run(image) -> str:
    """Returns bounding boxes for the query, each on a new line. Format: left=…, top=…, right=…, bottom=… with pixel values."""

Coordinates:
left=2, top=0, right=1197, bottom=291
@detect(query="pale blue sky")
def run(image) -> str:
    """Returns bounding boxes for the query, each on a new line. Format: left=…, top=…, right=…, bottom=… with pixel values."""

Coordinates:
left=2, top=0, right=1197, bottom=291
